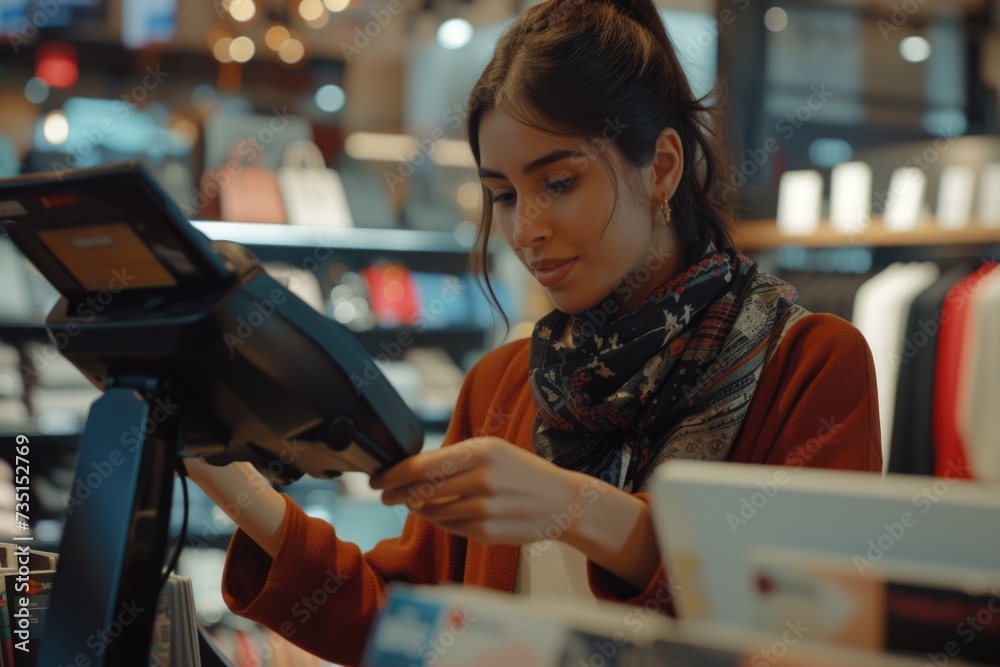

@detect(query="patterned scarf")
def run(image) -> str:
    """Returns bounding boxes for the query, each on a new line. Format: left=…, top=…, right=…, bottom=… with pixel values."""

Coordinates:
left=528, top=236, right=804, bottom=492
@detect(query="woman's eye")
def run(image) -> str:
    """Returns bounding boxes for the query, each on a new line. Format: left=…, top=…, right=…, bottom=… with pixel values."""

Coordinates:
left=491, top=192, right=516, bottom=206
left=546, top=176, right=576, bottom=193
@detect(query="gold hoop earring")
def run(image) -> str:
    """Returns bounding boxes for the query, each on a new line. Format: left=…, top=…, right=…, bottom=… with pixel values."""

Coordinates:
left=659, top=200, right=672, bottom=227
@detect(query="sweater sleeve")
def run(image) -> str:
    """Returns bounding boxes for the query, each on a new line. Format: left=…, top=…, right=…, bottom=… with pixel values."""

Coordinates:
left=748, top=313, right=882, bottom=472
left=586, top=313, right=882, bottom=605
left=219, top=360, right=489, bottom=665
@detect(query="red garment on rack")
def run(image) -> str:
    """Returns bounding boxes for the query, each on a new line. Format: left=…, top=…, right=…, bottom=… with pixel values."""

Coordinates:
left=931, top=262, right=997, bottom=479
left=220, top=313, right=881, bottom=667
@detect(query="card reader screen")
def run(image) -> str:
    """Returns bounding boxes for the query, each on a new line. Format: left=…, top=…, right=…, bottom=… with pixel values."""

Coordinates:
left=36, top=223, right=179, bottom=290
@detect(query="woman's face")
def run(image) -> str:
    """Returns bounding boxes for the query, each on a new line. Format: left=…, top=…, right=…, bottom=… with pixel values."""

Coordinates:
left=478, top=109, right=679, bottom=315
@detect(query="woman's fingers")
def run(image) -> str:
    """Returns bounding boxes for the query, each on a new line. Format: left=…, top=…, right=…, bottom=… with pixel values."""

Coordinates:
left=379, top=467, right=493, bottom=508
left=372, top=438, right=495, bottom=491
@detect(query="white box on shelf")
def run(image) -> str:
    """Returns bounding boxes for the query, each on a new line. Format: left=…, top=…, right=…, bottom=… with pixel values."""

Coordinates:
left=830, top=161, right=872, bottom=234
left=776, top=170, right=823, bottom=236
left=882, top=167, right=926, bottom=231
left=977, top=162, right=1000, bottom=227
left=936, top=165, right=977, bottom=229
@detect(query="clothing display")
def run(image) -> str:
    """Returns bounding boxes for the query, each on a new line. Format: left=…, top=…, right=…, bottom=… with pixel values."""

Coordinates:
left=887, top=263, right=972, bottom=476
left=221, top=311, right=881, bottom=666
left=851, top=262, right=940, bottom=465
left=931, top=263, right=998, bottom=479
left=778, top=261, right=999, bottom=479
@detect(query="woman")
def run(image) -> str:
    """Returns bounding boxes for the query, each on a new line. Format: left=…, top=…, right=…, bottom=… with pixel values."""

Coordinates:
left=186, top=0, right=881, bottom=663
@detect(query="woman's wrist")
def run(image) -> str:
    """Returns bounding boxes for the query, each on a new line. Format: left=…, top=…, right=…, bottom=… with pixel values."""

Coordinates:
left=558, top=471, right=660, bottom=592
left=183, top=457, right=289, bottom=558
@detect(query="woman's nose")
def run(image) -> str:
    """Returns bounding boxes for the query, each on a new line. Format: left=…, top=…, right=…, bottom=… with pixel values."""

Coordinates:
left=512, top=199, right=553, bottom=248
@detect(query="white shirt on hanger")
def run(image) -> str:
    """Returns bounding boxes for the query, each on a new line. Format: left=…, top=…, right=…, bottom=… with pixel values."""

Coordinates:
left=852, top=262, right=940, bottom=470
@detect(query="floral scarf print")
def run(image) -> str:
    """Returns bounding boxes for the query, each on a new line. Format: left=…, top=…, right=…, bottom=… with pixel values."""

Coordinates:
left=528, top=236, right=804, bottom=493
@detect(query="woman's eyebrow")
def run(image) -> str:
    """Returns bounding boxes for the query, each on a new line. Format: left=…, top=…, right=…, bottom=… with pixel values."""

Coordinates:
left=478, top=149, right=585, bottom=180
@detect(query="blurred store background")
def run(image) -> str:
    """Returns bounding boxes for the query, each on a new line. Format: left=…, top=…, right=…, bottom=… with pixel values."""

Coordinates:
left=0, top=0, right=999, bottom=662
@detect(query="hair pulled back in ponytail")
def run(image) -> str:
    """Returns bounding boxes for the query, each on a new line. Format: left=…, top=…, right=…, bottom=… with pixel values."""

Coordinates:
left=467, top=0, right=738, bottom=325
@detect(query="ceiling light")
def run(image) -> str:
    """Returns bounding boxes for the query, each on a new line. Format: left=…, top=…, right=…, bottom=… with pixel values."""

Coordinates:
left=900, top=36, right=931, bottom=63
left=279, top=38, right=306, bottom=64
left=315, top=84, right=346, bottom=113
left=43, top=111, right=69, bottom=145
left=437, top=18, right=473, bottom=50
left=764, top=7, right=788, bottom=32
left=265, top=25, right=290, bottom=50
left=229, top=36, right=256, bottom=63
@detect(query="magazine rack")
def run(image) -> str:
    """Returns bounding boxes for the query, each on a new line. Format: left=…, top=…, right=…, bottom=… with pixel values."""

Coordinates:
left=0, top=163, right=424, bottom=665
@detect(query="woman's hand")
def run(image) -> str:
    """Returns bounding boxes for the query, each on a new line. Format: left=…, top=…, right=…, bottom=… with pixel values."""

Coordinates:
left=371, top=437, right=592, bottom=546
left=371, top=437, right=662, bottom=592
left=183, top=457, right=288, bottom=559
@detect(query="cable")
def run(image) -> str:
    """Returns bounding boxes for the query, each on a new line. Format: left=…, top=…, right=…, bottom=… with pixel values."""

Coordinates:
left=160, top=456, right=189, bottom=593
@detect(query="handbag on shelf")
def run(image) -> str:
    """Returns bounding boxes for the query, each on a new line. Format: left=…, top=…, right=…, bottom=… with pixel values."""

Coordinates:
left=202, top=143, right=288, bottom=224
left=278, top=140, right=355, bottom=228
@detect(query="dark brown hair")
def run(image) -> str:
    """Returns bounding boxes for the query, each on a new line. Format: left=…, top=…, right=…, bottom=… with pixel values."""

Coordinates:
left=466, top=0, right=738, bottom=326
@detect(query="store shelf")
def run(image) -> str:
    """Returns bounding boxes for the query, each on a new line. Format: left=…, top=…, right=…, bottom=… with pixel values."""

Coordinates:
left=734, top=218, right=1000, bottom=250
left=192, top=221, right=474, bottom=255
left=0, top=322, right=50, bottom=348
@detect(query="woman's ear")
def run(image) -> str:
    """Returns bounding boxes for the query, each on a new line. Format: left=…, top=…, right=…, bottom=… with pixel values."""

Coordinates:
left=649, top=127, right=683, bottom=204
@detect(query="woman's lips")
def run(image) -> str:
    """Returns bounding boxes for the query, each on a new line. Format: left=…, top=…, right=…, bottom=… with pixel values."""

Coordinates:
left=533, top=258, right=578, bottom=288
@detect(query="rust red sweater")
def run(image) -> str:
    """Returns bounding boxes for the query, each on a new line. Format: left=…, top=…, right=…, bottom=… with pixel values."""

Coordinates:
left=221, top=313, right=881, bottom=665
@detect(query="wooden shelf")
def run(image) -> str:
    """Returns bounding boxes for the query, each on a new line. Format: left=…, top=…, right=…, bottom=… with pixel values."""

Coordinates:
left=734, top=219, right=1000, bottom=251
